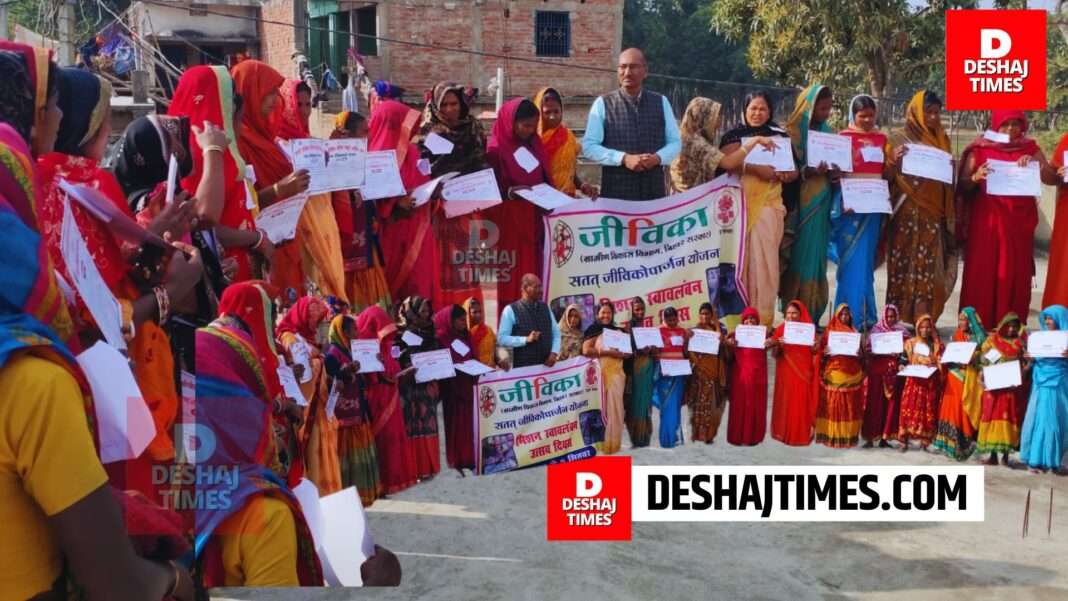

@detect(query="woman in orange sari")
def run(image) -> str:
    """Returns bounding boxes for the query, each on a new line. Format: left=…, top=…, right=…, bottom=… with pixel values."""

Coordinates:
left=814, top=303, right=864, bottom=448
left=976, top=312, right=1029, bottom=465
left=770, top=300, right=819, bottom=446
left=1045, top=133, right=1068, bottom=307
left=464, top=297, right=498, bottom=366
left=534, top=87, right=595, bottom=197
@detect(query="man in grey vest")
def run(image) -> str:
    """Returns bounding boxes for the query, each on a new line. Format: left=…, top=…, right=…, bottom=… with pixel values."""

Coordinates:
left=497, top=274, right=560, bottom=368
left=581, top=47, right=681, bottom=201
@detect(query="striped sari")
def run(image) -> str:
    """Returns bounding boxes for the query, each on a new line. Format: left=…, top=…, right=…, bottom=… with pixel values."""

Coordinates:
left=815, top=304, right=864, bottom=447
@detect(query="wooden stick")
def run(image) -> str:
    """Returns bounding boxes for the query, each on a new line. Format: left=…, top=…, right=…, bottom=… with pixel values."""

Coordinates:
left=1023, top=489, right=1031, bottom=538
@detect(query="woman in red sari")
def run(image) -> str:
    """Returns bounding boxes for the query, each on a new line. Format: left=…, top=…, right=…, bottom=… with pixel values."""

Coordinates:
left=861, top=305, right=908, bottom=448
left=725, top=307, right=770, bottom=445
left=898, top=314, right=944, bottom=452
left=1045, top=133, right=1068, bottom=307
left=434, top=304, right=477, bottom=473
left=958, top=110, right=1059, bottom=326
left=769, top=300, right=818, bottom=446
left=369, top=99, right=434, bottom=302
left=356, top=305, right=419, bottom=494
left=815, top=304, right=864, bottom=448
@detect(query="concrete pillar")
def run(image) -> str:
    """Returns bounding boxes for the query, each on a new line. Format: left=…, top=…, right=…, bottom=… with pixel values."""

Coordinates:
left=132, top=70, right=149, bottom=103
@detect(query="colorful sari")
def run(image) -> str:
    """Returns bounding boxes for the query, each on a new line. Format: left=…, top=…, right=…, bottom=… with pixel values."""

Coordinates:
left=727, top=307, right=768, bottom=445
left=415, top=81, right=487, bottom=177
left=624, top=317, right=655, bottom=447
left=654, top=326, right=688, bottom=448
left=898, top=315, right=945, bottom=445
left=933, top=307, right=986, bottom=459
left=534, top=87, right=581, bottom=196
left=861, top=305, right=908, bottom=444
left=434, top=305, right=476, bottom=470
left=324, top=315, right=382, bottom=506
left=686, top=319, right=727, bottom=443
left=356, top=305, right=418, bottom=493
left=668, top=97, right=724, bottom=193
left=771, top=300, right=819, bottom=446
left=1019, top=305, right=1068, bottom=470
left=464, top=297, right=497, bottom=366
left=833, top=120, right=887, bottom=331
left=1044, top=133, right=1068, bottom=308
left=815, top=303, right=864, bottom=447
left=976, top=313, right=1028, bottom=454
left=585, top=321, right=626, bottom=454
left=886, top=91, right=956, bottom=325
left=782, top=83, right=834, bottom=323
left=958, top=110, right=1040, bottom=328
left=397, top=296, right=442, bottom=479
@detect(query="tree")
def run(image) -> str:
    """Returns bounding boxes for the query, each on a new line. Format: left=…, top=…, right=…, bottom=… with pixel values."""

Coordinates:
left=709, top=0, right=977, bottom=99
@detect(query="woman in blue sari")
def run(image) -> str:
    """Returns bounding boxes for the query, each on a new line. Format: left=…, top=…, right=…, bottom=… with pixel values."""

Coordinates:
left=831, top=95, right=889, bottom=330
left=1019, top=305, right=1068, bottom=473
left=782, top=83, right=838, bottom=324
left=653, top=306, right=688, bottom=448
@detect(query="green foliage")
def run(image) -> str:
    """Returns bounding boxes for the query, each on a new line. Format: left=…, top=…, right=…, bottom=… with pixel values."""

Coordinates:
left=6, top=0, right=125, bottom=45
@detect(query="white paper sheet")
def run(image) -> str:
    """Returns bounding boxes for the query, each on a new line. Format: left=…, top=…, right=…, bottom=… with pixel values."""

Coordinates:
left=735, top=325, right=767, bottom=349
left=742, top=136, right=795, bottom=172
left=410, top=172, right=458, bottom=208
left=984, top=360, right=1022, bottom=390
left=984, top=348, right=1002, bottom=363
left=416, top=158, right=431, bottom=176
left=290, top=139, right=329, bottom=192
left=244, top=165, right=257, bottom=210
left=985, top=159, right=1042, bottom=197
left=455, top=359, right=495, bottom=376
left=290, top=340, right=313, bottom=383
left=1027, top=331, right=1068, bottom=358
left=326, top=380, right=340, bottom=418
left=688, top=329, right=720, bottom=354
left=783, top=322, right=815, bottom=346
left=351, top=339, right=385, bottom=373
left=319, top=487, right=375, bottom=587
left=515, top=183, right=578, bottom=211
left=424, top=132, right=455, bottom=155
left=984, top=130, right=1010, bottom=143
left=670, top=335, right=684, bottom=346
left=324, top=139, right=368, bottom=190
left=513, top=146, right=540, bottom=173
left=441, top=168, right=503, bottom=218
left=898, top=365, right=937, bottom=379
left=869, top=331, right=905, bottom=355
left=659, top=358, right=692, bottom=377
left=451, top=338, right=472, bottom=357
left=360, top=150, right=406, bottom=200
left=402, top=331, right=424, bottom=347
left=76, top=342, right=155, bottom=464
left=165, top=154, right=179, bottom=205
left=806, top=131, right=853, bottom=172
left=60, top=198, right=126, bottom=350
left=1063, top=151, right=1068, bottom=183
left=631, top=327, right=664, bottom=350
left=914, top=342, right=931, bottom=357
left=601, top=328, right=633, bottom=354
left=940, top=341, right=978, bottom=364
left=277, top=363, right=307, bottom=406
left=255, top=192, right=310, bottom=244
left=902, top=144, right=954, bottom=184
left=412, top=348, right=456, bottom=383
left=859, top=145, right=885, bottom=163
left=827, top=331, right=862, bottom=356
left=841, top=178, right=892, bottom=214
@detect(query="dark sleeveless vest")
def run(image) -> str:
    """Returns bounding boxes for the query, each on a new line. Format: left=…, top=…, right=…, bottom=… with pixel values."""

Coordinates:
left=508, top=299, right=553, bottom=367
left=599, top=88, right=667, bottom=201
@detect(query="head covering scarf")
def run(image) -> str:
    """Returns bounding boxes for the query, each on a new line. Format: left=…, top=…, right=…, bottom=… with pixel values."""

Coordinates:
left=417, top=81, right=486, bottom=177
left=773, top=300, right=812, bottom=339
left=0, top=52, right=35, bottom=145
left=1032, top=304, right=1068, bottom=385
left=993, top=312, right=1024, bottom=343
left=369, top=79, right=404, bottom=115
left=872, top=304, right=908, bottom=334
left=825, top=303, right=856, bottom=334
left=231, top=60, right=291, bottom=190
left=911, top=313, right=944, bottom=352
left=846, top=94, right=875, bottom=128
left=958, top=306, right=987, bottom=346
left=367, top=98, right=428, bottom=191
left=433, top=304, right=470, bottom=358
left=113, top=114, right=193, bottom=204
left=720, top=93, right=790, bottom=148
left=786, top=83, right=832, bottom=167
left=54, top=67, right=112, bottom=155
left=889, top=91, right=953, bottom=219
left=327, top=314, right=353, bottom=350
left=276, top=296, right=326, bottom=342
left=558, top=303, right=584, bottom=358
left=486, top=97, right=549, bottom=190
left=218, top=281, right=281, bottom=400
left=356, top=305, right=400, bottom=375
left=0, top=42, right=52, bottom=145
left=399, top=295, right=434, bottom=337
left=463, top=296, right=495, bottom=364
left=670, top=97, right=724, bottom=192
left=533, top=87, right=580, bottom=195
left=272, top=79, right=311, bottom=141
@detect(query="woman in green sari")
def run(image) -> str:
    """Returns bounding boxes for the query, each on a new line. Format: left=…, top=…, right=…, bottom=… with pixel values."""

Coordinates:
left=624, top=296, right=656, bottom=447
left=781, top=84, right=838, bottom=324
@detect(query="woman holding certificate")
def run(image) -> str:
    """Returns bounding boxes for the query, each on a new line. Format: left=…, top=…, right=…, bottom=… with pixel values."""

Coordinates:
left=687, top=303, right=728, bottom=443
left=725, top=307, right=770, bottom=445
left=884, top=91, right=954, bottom=325
left=654, top=307, right=688, bottom=448
left=933, top=308, right=986, bottom=460
left=832, top=95, right=889, bottom=331
left=770, top=300, right=819, bottom=446
left=898, top=314, right=944, bottom=452
left=782, top=84, right=837, bottom=324
left=582, top=300, right=630, bottom=454
left=1019, top=305, right=1068, bottom=473
left=958, top=110, right=1059, bottom=327
left=814, top=304, right=864, bottom=448
left=976, top=313, right=1030, bottom=466
left=718, top=92, right=798, bottom=326
left=1044, top=135, right=1068, bottom=308
left=861, top=305, right=908, bottom=448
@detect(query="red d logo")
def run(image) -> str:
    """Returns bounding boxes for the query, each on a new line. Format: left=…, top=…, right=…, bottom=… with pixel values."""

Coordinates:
left=547, top=456, right=632, bottom=541
left=945, top=9, right=1047, bottom=110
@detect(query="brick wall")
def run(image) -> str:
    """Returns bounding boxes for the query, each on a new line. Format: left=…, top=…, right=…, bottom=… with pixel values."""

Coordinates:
left=260, top=0, right=300, bottom=78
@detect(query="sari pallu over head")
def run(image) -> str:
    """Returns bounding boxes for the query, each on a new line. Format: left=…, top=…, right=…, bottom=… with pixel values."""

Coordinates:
left=890, top=89, right=955, bottom=233
left=0, top=42, right=52, bottom=145
left=272, top=79, right=311, bottom=141
left=486, top=97, right=549, bottom=191
left=821, top=303, right=864, bottom=387
left=368, top=98, right=428, bottom=193
left=1033, top=305, right=1068, bottom=388
left=434, top=304, right=471, bottom=362
left=418, top=81, right=487, bottom=177
left=218, top=281, right=282, bottom=400
left=534, top=87, right=579, bottom=195
left=773, top=300, right=819, bottom=424
left=113, top=114, right=194, bottom=207
left=463, top=296, right=496, bottom=365
left=276, top=295, right=327, bottom=344
left=356, top=304, right=401, bottom=378
left=558, top=303, right=584, bottom=360
left=232, top=60, right=291, bottom=191
left=987, top=311, right=1025, bottom=359
left=670, top=97, right=724, bottom=193
left=907, top=314, right=944, bottom=361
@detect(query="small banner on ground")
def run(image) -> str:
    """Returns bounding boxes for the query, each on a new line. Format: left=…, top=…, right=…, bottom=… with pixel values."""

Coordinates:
left=543, top=177, right=742, bottom=327
left=475, top=356, right=603, bottom=475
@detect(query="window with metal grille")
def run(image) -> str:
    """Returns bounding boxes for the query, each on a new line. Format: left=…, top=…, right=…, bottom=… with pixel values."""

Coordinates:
left=535, top=11, right=570, bottom=58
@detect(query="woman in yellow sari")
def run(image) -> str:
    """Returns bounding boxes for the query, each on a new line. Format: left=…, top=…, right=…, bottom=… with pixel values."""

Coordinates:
left=582, top=300, right=629, bottom=453
left=463, top=297, right=497, bottom=367
left=534, top=87, right=597, bottom=197
left=814, top=303, right=865, bottom=447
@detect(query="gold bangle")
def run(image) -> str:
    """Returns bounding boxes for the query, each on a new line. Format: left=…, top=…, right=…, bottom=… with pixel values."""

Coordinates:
left=202, top=145, right=225, bottom=155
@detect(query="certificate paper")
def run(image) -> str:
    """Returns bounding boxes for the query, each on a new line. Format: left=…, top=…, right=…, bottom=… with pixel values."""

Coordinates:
left=899, top=365, right=937, bottom=379
left=742, top=136, right=795, bottom=172
left=859, top=145, right=885, bottom=163
left=601, top=328, right=633, bottom=354
left=360, top=150, right=406, bottom=200
left=277, top=364, right=307, bottom=406
left=841, top=178, right=892, bottom=214
left=401, top=331, right=424, bottom=347
left=985, top=159, right=1042, bottom=197
left=827, top=331, right=861, bottom=356
left=806, top=131, right=853, bottom=172
left=289, top=340, right=313, bottom=383
left=1028, top=331, right=1068, bottom=358
left=61, top=199, right=126, bottom=350
left=783, top=322, right=815, bottom=346
left=869, top=331, right=904, bottom=355
left=735, top=325, right=767, bottom=349
left=631, top=327, right=665, bottom=350
left=659, top=358, right=693, bottom=377
left=441, top=168, right=503, bottom=217
left=412, top=349, right=456, bottom=383
left=455, top=359, right=495, bottom=376
left=515, top=183, right=578, bottom=211
left=424, top=132, right=454, bottom=155
left=902, top=144, right=954, bottom=184
left=688, top=329, right=720, bottom=354
left=984, top=360, right=1022, bottom=391
left=351, top=339, right=385, bottom=373
left=514, top=146, right=540, bottom=173
left=255, top=192, right=310, bottom=244
left=940, top=341, right=978, bottom=364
